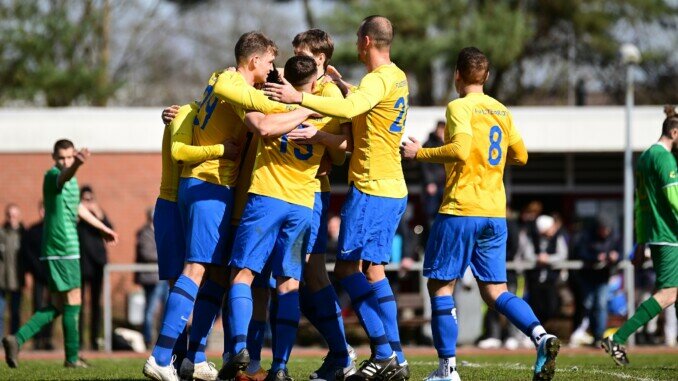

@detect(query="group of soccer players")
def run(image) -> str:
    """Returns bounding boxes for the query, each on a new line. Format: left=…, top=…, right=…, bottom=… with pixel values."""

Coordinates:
left=143, top=15, right=561, bottom=381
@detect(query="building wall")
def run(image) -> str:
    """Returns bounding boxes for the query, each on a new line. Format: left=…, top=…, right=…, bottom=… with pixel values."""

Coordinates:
left=0, top=153, right=161, bottom=309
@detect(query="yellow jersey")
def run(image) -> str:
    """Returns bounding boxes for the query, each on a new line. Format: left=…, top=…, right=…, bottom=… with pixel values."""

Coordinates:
left=301, top=63, right=408, bottom=198
left=313, top=77, right=346, bottom=193
left=159, top=122, right=181, bottom=202
left=439, top=93, right=523, bottom=217
left=249, top=116, right=343, bottom=208
left=160, top=103, right=223, bottom=201
left=181, top=72, right=250, bottom=187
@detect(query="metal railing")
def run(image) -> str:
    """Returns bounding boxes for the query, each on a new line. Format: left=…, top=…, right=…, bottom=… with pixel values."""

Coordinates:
left=103, top=260, right=635, bottom=352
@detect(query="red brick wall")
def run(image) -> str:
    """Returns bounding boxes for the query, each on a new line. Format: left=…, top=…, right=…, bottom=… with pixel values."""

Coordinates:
left=0, top=152, right=162, bottom=310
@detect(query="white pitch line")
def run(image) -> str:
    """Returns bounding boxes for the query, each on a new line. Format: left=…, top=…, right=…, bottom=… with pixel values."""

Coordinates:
left=457, top=362, right=659, bottom=381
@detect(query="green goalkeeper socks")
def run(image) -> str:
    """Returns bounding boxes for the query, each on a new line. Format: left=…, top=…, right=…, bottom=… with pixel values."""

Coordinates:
left=15, top=306, right=60, bottom=346
left=613, top=296, right=662, bottom=345
left=62, top=304, right=81, bottom=363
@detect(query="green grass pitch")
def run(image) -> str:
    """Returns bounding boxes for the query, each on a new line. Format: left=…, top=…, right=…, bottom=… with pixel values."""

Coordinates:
left=1, top=353, right=676, bottom=381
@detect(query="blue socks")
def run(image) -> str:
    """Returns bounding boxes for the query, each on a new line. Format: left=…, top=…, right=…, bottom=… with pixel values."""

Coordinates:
left=494, top=292, right=541, bottom=337
left=228, top=283, right=253, bottom=354
left=431, top=295, right=458, bottom=358
left=271, top=291, right=300, bottom=371
left=299, top=287, right=320, bottom=329
left=247, top=320, right=267, bottom=362
left=152, top=275, right=199, bottom=366
left=310, top=286, right=351, bottom=367
left=222, top=292, right=231, bottom=359
left=372, top=279, right=405, bottom=364
left=188, top=280, right=225, bottom=363
left=269, top=294, right=279, bottom=352
left=174, top=326, right=188, bottom=366
left=340, top=273, right=392, bottom=361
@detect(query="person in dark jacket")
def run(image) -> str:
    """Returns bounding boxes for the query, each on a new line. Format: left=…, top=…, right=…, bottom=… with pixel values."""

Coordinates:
left=577, top=215, right=621, bottom=344
left=77, top=185, right=113, bottom=350
left=0, top=204, right=25, bottom=336
left=20, top=201, right=54, bottom=349
left=135, top=208, right=168, bottom=345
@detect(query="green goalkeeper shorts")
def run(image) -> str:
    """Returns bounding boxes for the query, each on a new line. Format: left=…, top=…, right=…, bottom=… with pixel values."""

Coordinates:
left=46, top=258, right=82, bottom=292
left=650, top=245, right=678, bottom=289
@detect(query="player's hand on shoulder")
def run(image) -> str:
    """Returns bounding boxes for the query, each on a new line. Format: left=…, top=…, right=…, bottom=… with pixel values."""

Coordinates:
left=400, top=136, right=421, bottom=160
left=221, top=139, right=241, bottom=161
left=326, top=65, right=342, bottom=81
left=75, top=148, right=90, bottom=165
left=161, top=105, right=180, bottom=124
left=287, top=123, right=319, bottom=144
left=264, top=77, right=302, bottom=104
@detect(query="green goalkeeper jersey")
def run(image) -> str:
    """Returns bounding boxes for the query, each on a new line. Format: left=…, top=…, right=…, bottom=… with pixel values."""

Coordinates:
left=42, top=166, right=81, bottom=259
left=635, top=143, right=678, bottom=245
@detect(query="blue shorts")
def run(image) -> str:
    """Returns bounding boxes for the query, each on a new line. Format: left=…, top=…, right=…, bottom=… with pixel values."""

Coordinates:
left=229, top=223, right=275, bottom=289
left=337, top=185, right=407, bottom=264
left=153, top=198, right=185, bottom=280
left=307, top=192, right=330, bottom=254
left=424, top=214, right=507, bottom=282
left=178, top=177, right=233, bottom=266
left=229, top=194, right=311, bottom=280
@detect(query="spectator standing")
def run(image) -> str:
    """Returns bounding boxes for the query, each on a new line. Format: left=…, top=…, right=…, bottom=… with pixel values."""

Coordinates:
left=0, top=204, right=25, bottom=336
left=522, top=215, right=568, bottom=325
left=134, top=208, right=169, bottom=346
left=77, top=185, right=113, bottom=350
left=577, top=216, right=621, bottom=345
left=420, top=121, right=447, bottom=223
left=20, top=201, right=54, bottom=349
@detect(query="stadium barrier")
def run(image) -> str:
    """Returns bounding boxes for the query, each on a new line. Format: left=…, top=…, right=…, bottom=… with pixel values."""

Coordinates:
left=103, top=260, right=636, bottom=352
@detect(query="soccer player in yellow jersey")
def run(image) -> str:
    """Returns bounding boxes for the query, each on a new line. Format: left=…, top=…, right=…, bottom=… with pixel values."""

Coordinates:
left=223, top=55, right=347, bottom=381
left=291, top=29, right=357, bottom=381
left=266, top=16, right=409, bottom=381
left=145, top=32, right=314, bottom=381
left=151, top=103, right=237, bottom=379
left=401, top=47, right=559, bottom=381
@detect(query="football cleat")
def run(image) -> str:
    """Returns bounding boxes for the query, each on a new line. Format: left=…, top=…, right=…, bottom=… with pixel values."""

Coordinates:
left=143, top=355, right=179, bottom=381
left=533, top=335, right=560, bottom=381
left=601, top=336, right=629, bottom=366
left=217, top=348, right=250, bottom=381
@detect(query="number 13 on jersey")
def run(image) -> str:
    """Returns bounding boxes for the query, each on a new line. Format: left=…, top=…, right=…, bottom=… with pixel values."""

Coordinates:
left=389, top=96, right=408, bottom=133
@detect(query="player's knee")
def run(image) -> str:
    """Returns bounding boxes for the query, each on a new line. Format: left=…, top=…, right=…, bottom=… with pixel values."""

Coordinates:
left=231, top=267, right=255, bottom=285
left=183, top=262, right=207, bottom=282
left=655, top=287, right=678, bottom=308
left=364, top=262, right=386, bottom=283
left=427, top=278, right=455, bottom=297
left=303, top=264, right=331, bottom=292
left=478, top=282, right=507, bottom=308
left=277, top=277, right=300, bottom=294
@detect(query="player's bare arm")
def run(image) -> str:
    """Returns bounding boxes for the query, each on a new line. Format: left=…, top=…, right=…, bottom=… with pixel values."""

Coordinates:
left=78, top=204, right=119, bottom=245
left=56, top=148, right=89, bottom=189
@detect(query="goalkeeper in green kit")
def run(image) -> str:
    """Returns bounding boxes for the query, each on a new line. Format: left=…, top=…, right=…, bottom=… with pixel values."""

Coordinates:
left=602, top=106, right=678, bottom=365
left=3, top=139, right=118, bottom=368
